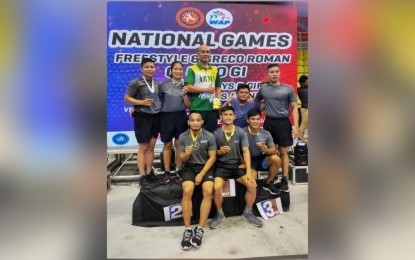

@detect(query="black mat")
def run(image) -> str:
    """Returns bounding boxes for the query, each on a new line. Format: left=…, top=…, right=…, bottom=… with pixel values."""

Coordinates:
left=132, top=177, right=290, bottom=227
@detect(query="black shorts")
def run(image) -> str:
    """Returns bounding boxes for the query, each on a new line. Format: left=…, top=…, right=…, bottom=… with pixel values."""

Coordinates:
left=160, top=110, right=188, bottom=143
left=251, top=155, right=268, bottom=171
left=134, top=112, right=160, bottom=144
left=180, top=163, right=214, bottom=183
left=263, top=117, right=293, bottom=147
left=214, top=162, right=246, bottom=181
left=194, top=110, right=219, bottom=133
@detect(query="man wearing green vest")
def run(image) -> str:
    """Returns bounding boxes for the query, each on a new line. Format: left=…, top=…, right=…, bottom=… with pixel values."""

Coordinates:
left=184, top=44, right=222, bottom=133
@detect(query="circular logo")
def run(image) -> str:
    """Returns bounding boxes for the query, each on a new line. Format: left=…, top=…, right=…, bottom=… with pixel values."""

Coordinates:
left=176, top=7, right=204, bottom=29
left=206, top=8, right=233, bottom=29
left=112, top=133, right=129, bottom=145
left=191, top=141, right=200, bottom=150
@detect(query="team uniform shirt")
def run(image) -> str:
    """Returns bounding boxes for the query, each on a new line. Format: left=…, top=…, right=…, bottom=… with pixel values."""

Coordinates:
left=185, top=63, right=222, bottom=111
left=229, top=98, right=261, bottom=128
left=126, top=77, right=161, bottom=114
left=243, top=127, right=275, bottom=158
left=213, top=126, right=249, bottom=165
left=297, top=87, right=308, bottom=109
left=255, top=83, right=297, bottom=118
left=160, top=79, right=186, bottom=112
left=178, top=129, right=216, bottom=165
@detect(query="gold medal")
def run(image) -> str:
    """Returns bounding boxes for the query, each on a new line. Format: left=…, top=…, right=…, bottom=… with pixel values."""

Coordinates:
left=190, top=130, right=201, bottom=150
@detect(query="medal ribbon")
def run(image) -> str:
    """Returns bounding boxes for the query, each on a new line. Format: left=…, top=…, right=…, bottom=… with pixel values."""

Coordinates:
left=248, top=126, right=260, bottom=136
left=190, top=130, right=201, bottom=143
left=224, top=126, right=235, bottom=142
left=143, top=76, right=154, bottom=93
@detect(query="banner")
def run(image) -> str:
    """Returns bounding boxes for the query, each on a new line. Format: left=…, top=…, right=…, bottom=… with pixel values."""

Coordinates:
left=107, top=1, right=297, bottom=147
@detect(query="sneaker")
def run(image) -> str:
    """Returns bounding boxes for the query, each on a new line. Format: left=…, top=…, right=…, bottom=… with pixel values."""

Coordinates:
left=190, top=226, right=204, bottom=247
left=180, top=229, right=193, bottom=250
left=138, top=175, right=145, bottom=186
left=280, top=177, right=290, bottom=192
left=242, top=210, right=263, bottom=228
left=161, top=171, right=170, bottom=184
left=263, top=182, right=280, bottom=195
left=145, top=171, right=160, bottom=182
left=169, top=173, right=178, bottom=181
left=209, top=212, right=225, bottom=229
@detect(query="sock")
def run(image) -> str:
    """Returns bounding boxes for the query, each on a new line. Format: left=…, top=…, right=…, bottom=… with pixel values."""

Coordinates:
left=217, top=209, right=224, bottom=215
left=197, top=225, right=204, bottom=231
left=244, top=207, right=252, bottom=213
left=185, top=227, right=191, bottom=231
left=282, top=175, right=288, bottom=180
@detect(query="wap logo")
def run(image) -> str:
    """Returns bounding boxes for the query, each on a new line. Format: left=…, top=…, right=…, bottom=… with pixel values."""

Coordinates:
left=176, top=7, right=204, bottom=29
left=206, top=8, right=233, bottom=29
left=112, top=133, right=129, bottom=145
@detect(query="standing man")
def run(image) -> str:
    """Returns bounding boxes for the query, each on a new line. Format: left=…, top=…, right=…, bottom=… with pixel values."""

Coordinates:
left=244, top=108, right=281, bottom=195
left=209, top=106, right=263, bottom=229
left=184, top=44, right=222, bottom=133
left=255, top=64, right=299, bottom=192
left=221, top=83, right=261, bottom=128
left=297, top=75, right=308, bottom=141
left=178, top=111, right=216, bottom=250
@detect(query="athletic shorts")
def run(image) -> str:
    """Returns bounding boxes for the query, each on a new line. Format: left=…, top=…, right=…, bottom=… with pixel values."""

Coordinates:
left=194, top=110, right=219, bottom=133
left=180, top=163, right=214, bottom=183
left=160, top=110, right=188, bottom=143
left=263, top=117, right=293, bottom=147
left=214, top=162, right=246, bottom=181
left=134, top=112, right=160, bottom=144
left=251, top=155, right=268, bottom=171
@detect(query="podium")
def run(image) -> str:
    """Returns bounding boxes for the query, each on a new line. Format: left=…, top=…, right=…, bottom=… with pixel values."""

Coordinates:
left=132, top=178, right=290, bottom=227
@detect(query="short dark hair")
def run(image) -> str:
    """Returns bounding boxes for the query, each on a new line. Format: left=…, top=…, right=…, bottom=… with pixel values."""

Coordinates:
left=267, top=64, right=280, bottom=71
left=220, top=105, right=235, bottom=114
left=247, top=108, right=261, bottom=119
left=188, top=110, right=203, bottom=118
left=169, top=61, right=184, bottom=78
left=141, top=58, right=155, bottom=68
left=299, top=75, right=308, bottom=84
left=237, top=83, right=250, bottom=92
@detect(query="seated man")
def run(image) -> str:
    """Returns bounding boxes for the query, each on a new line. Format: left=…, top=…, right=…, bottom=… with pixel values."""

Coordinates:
left=209, top=106, right=263, bottom=229
left=178, top=111, right=216, bottom=250
left=244, top=108, right=281, bottom=195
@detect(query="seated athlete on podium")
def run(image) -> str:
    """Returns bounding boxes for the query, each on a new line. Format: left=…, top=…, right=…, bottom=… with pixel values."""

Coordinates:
left=178, top=111, right=216, bottom=250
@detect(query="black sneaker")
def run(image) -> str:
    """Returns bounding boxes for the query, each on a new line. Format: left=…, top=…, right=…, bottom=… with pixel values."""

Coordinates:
left=138, top=175, right=145, bottom=186
left=181, top=229, right=193, bottom=250
left=145, top=171, right=160, bottom=182
left=169, top=172, right=178, bottom=181
left=280, top=178, right=290, bottom=192
left=190, top=226, right=204, bottom=248
left=263, top=182, right=280, bottom=195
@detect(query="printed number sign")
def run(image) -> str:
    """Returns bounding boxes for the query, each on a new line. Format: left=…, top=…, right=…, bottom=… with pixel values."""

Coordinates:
left=163, top=203, right=183, bottom=222
left=256, top=197, right=284, bottom=220
left=221, top=179, right=236, bottom=197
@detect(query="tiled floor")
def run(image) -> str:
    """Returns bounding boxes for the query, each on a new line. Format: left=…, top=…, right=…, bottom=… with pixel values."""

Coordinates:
left=107, top=182, right=308, bottom=259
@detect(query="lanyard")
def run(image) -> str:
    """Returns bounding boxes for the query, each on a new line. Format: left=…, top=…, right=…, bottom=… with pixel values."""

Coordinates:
left=248, top=126, right=260, bottom=136
left=143, top=76, right=154, bottom=93
left=223, top=126, right=235, bottom=142
left=190, top=130, right=201, bottom=142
